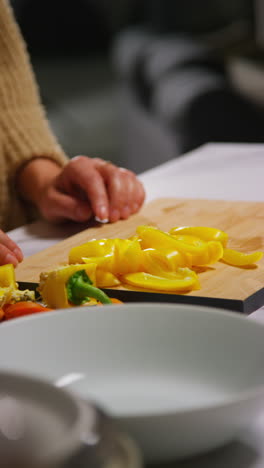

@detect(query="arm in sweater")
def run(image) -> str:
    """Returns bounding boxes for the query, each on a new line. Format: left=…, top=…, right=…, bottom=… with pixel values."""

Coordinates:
left=0, top=0, right=145, bottom=240
left=0, top=0, right=68, bottom=230
left=0, top=0, right=68, bottom=170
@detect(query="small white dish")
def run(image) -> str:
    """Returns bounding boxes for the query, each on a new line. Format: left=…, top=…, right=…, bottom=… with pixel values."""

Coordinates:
left=0, top=371, right=96, bottom=466
left=0, top=303, right=264, bottom=463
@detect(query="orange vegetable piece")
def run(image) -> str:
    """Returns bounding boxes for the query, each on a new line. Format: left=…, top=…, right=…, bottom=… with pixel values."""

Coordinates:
left=110, top=298, right=123, bottom=304
left=3, top=302, right=53, bottom=320
left=97, top=298, right=123, bottom=306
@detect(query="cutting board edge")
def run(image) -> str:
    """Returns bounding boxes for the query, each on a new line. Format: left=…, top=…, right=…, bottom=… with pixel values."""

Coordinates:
left=18, top=282, right=264, bottom=316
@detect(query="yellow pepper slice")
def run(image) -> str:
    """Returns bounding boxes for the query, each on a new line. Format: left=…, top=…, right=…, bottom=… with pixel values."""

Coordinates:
left=222, top=249, right=263, bottom=266
left=167, top=234, right=223, bottom=264
left=82, top=253, right=115, bottom=272
left=82, top=238, right=142, bottom=275
left=95, top=270, right=120, bottom=288
left=0, top=264, right=17, bottom=289
left=189, top=241, right=223, bottom=266
left=137, top=226, right=223, bottom=266
left=169, top=234, right=205, bottom=247
left=169, top=226, right=228, bottom=246
left=114, top=238, right=143, bottom=275
left=137, top=225, right=208, bottom=255
left=163, top=248, right=192, bottom=269
left=69, top=239, right=115, bottom=264
left=70, top=238, right=142, bottom=275
left=122, top=268, right=199, bottom=292
left=142, top=248, right=192, bottom=276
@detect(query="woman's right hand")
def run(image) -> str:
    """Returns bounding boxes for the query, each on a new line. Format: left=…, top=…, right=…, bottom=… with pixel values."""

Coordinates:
left=0, top=230, right=23, bottom=266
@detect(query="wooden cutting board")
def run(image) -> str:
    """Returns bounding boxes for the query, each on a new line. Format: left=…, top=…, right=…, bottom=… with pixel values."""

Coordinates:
left=15, top=198, right=264, bottom=314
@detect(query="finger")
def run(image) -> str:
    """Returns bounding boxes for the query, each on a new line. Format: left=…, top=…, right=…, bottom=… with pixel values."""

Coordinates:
left=0, top=244, right=18, bottom=266
left=115, top=171, right=135, bottom=220
left=40, top=187, right=93, bottom=223
left=133, top=179, right=146, bottom=211
left=59, top=159, right=110, bottom=222
left=100, top=166, right=145, bottom=222
left=0, top=231, right=23, bottom=263
left=106, top=171, right=129, bottom=222
left=80, top=171, right=110, bottom=222
left=119, top=169, right=145, bottom=215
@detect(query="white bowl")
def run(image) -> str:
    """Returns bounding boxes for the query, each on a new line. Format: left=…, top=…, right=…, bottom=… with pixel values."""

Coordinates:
left=0, top=371, right=96, bottom=467
left=0, top=303, right=264, bottom=463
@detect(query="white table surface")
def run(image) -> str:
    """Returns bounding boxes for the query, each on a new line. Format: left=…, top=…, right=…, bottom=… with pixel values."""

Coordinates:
left=8, top=143, right=264, bottom=467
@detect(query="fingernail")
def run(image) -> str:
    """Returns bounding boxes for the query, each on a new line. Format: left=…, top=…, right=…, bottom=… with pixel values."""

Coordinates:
left=133, top=203, right=139, bottom=212
left=71, top=155, right=83, bottom=161
left=5, top=253, right=18, bottom=266
left=13, top=248, right=23, bottom=262
left=95, top=216, right=109, bottom=224
left=97, top=205, right=109, bottom=221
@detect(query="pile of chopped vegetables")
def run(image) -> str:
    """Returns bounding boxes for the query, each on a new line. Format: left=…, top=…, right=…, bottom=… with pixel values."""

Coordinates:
left=38, top=225, right=263, bottom=308
left=0, top=264, right=52, bottom=321
left=0, top=263, right=121, bottom=322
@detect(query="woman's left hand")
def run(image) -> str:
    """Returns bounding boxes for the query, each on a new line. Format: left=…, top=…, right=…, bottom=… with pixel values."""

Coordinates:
left=18, top=156, right=146, bottom=224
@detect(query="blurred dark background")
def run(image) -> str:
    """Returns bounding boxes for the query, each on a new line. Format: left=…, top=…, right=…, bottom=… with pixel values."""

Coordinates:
left=11, top=0, right=123, bottom=163
left=10, top=1, right=264, bottom=173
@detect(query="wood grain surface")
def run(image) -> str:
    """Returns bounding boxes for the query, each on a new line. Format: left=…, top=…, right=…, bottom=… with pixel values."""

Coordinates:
left=15, top=198, right=264, bottom=310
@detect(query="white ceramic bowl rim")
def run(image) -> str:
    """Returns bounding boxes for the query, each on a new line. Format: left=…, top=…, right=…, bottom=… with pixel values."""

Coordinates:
left=1, top=302, right=264, bottom=418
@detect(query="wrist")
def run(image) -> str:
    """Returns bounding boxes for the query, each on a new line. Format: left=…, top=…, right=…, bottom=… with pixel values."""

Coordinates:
left=17, top=157, right=62, bottom=206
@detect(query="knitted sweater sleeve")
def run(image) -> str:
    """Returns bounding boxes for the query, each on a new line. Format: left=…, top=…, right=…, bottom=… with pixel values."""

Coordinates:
left=0, top=0, right=69, bottom=230
left=0, top=0, right=68, bottom=170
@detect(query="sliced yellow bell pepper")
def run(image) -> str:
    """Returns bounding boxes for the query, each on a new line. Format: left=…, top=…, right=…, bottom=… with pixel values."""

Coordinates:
left=169, top=226, right=228, bottom=246
left=69, top=239, right=115, bottom=264
left=189, top=241, right=223, bottom=266
left=57, top=224, right=263, bottom=302
left=128, top=235, right=140, bottom=242
left=142, top=248, right=192, bottom=276
left=168, top=234, right=205, bottom=247
left=82, top=253, right=115, bottom=272
left=163, top=248, right=192, bottom=269
left=167, top=234, right=223, bottom=265
left=95, top=270, right=120, bottom=288
left=222, top=249, right=263, bottom=266
left=122, top=268, right=200, bottom=292
left=39, top=263, right=97, bottom=308
left=136, top=225, right=208, bottom=255
left=0, top=264, right=17, bottom=289
left=114, top=238, right=143, bottom=275
left=137, top=226, right=223, bottom=266
left=80, top=238, right=142, bottom=276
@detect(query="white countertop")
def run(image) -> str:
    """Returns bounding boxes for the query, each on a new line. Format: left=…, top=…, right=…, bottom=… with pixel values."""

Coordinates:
left=8, top=143, right=264, bottom=467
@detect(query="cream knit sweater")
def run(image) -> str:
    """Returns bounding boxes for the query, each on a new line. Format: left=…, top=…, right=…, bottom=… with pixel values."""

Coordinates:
left=0, top=0, right=68, bottom=231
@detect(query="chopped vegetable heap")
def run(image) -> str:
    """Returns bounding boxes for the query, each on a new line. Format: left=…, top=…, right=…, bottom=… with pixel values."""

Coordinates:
left=0, top=264, right=35, bottom=308
left=0, top=264, right=52, bottom=321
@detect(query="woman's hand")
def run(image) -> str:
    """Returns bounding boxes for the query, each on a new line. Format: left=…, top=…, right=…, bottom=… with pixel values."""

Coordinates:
left=17, top=156, right=145, bottom=223
left=0, top=231, right=23, bottom=266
